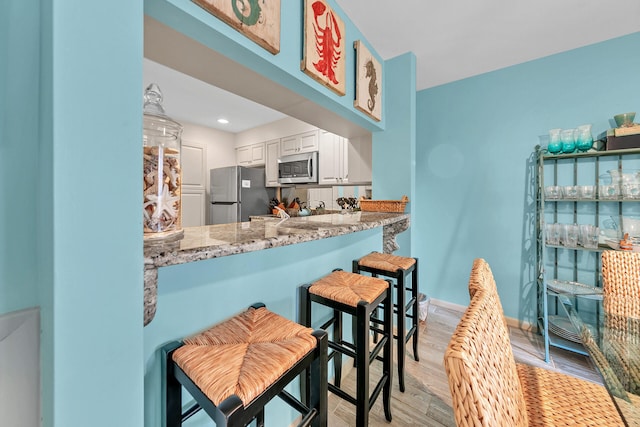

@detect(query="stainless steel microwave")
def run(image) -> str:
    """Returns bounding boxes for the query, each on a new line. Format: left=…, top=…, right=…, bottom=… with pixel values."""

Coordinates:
left=278, top=151, right=318, bottom=184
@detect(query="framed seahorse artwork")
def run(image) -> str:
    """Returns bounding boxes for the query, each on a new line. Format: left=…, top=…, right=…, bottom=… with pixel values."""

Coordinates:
left=192, top=0, right=281, bottom=54
left=354, top=40, right=382, bottom=121
left=301, top=0, right=346, bottom=96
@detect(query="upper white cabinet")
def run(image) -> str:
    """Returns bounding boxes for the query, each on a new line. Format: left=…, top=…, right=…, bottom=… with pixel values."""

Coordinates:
left=236, top=142, right=265, bottom=166
left=318, top=130, right=349, bottom=185
left=347, top=136, right=372, bottom=183
left=265, top=139, right=281, bottom=187
left=280, top=130, right=318, bottom=156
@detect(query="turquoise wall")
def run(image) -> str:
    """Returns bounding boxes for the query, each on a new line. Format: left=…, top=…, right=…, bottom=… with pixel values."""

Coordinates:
left=372, top=53, right=417, bottom=257
left=415, top=32, right=640, bottom=323
left=44, top=1, right=145, bottom=426
left=1, top=1, right=40, bottom=312
left=4, top=0, right=145, bottom=426
left=1, top=0, right=411, bottom=425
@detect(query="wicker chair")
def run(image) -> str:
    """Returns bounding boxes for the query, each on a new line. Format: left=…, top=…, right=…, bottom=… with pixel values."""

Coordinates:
left=444, top=258, right=622, bottom=427
left=601, top=250, right=640, bottom=324
left=466, top=258, right=508, bottom=328
left=600, top=250, right=640, bottom=397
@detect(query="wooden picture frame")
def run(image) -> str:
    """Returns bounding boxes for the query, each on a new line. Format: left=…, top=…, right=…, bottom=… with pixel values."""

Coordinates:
left=301, top=0, right=346, bottom=96
left=192, top=0, right=281, bottom=54
left=354, top=40, right=382, bottom=121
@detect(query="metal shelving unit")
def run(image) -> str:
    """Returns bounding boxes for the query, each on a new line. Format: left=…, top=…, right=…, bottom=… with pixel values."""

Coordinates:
left=535, top=146, right=640, bottom=362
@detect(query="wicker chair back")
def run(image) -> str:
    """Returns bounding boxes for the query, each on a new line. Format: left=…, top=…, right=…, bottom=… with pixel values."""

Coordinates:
left=444, top=273, right=528, bottom=426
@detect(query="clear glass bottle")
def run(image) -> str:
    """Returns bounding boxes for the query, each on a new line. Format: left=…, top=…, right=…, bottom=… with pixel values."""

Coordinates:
left=142, top=83, right=183, bottom=234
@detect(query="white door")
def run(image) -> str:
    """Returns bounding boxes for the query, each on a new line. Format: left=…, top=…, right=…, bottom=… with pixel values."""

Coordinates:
left=181, top=140, right=206, bottom=227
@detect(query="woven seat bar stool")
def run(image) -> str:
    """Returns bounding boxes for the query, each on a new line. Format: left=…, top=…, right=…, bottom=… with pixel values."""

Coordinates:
left=299, top=269, right=393, bottom=427
left=162, top=303, right=328, bottom=427
left=353, top=251, right=419, bottom=392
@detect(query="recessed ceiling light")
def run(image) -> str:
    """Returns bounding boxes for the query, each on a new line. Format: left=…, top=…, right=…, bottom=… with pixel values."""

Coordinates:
left=217, top=118, right=229, bottom=124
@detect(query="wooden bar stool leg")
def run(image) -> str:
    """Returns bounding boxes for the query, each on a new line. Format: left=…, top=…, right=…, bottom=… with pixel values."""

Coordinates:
left=396, top=272, right=407, bottom=392
left=371, top=272, right=380, bottom=344
left=255, top=410, right=264, bottom=427
left=298, top=284, right=312, bottom=404
left=163, top=341, right=183, bottom=427
left=412, top=261, right=420, bottom=361
left=383, top=292, right=393, bottom=422
left=356, top=302, right=370, bottom=427
left=333, top=308, right=343, bottom=388
left=309, top=330, right=328, bottom=427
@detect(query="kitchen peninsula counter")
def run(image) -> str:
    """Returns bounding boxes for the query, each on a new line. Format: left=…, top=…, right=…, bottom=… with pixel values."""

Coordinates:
left=143, top=212, right=410, bottom=325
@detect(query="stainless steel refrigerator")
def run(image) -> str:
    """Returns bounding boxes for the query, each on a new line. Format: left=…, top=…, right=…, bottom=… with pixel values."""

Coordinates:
left=209, top=166, right=274, bottom=224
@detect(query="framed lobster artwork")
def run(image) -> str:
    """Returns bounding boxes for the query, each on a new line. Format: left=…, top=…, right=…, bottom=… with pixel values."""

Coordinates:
left=192, top=0, right=281, bottom=54
left=301, top=0, right=346, bottom=96
left=354, top=40, right=382, bottom=121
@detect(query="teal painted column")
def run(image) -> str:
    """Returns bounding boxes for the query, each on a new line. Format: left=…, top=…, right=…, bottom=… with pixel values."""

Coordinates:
left=373, top=53, right=417, bottom=256
left=0, top=1, right=40, bottom=312
left=41, top=1, right=144, bottom=426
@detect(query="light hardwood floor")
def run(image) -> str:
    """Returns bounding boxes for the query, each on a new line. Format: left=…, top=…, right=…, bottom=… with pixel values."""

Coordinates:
left=327, top=301, right=602, bottom=426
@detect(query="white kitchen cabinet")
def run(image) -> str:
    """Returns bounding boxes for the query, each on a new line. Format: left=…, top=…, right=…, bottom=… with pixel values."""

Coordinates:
left=181, top=192, right=206, bottom=227
left=236, top=142, right=265, bottom=166
left=319, top=130, right=348, bottom=185
left=265, top=139, right=281, bottom=187
left=280, top=130, right=318, bottom=156
left=348, top=136, right=372, bottom=183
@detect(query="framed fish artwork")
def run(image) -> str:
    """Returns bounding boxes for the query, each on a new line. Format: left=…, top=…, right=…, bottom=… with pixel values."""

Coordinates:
left=301, top=0, right=346, bottom=96
left=192, top=0, right=281, bottom=54
left=354, top=40, right=382, bottom=121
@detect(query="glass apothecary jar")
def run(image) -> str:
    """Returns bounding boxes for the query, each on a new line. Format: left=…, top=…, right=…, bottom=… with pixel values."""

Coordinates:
left=142, top=83, right=183, bottom=235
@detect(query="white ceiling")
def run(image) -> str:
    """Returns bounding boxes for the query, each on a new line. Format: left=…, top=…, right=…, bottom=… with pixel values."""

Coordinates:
left=337, top=0, right=640, bottom=91
left=143, top=58, right=288, bottom=134
left=144, top=1, right=640, bottom=133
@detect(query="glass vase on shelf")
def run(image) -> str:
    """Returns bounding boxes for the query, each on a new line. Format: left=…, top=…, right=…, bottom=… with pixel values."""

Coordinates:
left=547, top=128, right=562, bottom=154
left=142, top=83, right=184, bottom=238
left=560, top=128, right=576, bottom=154
left=575, top=124, right=593, bottom=152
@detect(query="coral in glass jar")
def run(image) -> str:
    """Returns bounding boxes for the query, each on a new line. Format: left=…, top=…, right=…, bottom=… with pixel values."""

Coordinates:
left=143, top=145, right=181, bottom=232
left=142, top=83, right=183, bottom=234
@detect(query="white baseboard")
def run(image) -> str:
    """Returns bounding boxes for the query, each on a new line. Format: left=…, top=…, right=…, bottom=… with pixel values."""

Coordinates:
left=429, top=298, right=536, bottom=332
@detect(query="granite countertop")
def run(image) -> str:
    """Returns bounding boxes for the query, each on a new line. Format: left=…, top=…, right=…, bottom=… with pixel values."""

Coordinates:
left=144, top=211, right=409, bottom=267
left=142, top=211, right=410, bottom=325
